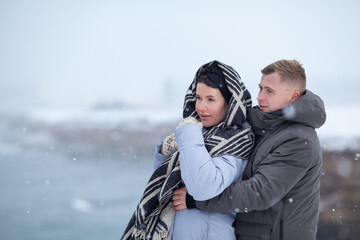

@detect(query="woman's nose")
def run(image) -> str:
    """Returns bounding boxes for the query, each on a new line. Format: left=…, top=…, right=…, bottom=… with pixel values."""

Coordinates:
left=197, top=101, right=207, bottom=111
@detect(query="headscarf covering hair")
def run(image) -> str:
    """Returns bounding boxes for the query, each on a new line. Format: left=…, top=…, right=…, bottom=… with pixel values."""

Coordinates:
left=184, top=60, right=252, bottom=120
left=196, top=61, right=232, bottom=103
left=183, top=60, right=253, bottom=156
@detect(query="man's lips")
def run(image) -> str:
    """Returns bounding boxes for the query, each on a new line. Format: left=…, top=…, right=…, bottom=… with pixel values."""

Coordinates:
left=258, top=105, right=266, bottom=110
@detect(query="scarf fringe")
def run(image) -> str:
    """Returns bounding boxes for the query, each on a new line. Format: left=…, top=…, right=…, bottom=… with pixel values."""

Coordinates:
left=132, top=228, right=146, bottom=240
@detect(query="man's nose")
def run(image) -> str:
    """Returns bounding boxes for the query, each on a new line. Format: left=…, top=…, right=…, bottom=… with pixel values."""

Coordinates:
left=257, top=91, right=264, bottom=102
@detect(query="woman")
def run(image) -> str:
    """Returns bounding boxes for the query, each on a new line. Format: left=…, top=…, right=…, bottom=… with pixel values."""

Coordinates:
left=122, top=60, right=254, bottom=240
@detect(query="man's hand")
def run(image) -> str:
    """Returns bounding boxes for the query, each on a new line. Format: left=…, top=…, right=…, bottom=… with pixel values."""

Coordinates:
left=172, top=186, right=188, bottom=211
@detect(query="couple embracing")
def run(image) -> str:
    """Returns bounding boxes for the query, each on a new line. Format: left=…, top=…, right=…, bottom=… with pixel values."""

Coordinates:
left=122, top=59, right=326, bottom=240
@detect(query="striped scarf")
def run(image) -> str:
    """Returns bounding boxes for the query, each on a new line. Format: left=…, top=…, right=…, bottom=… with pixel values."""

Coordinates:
left=121, top=60, right=254, bottom=240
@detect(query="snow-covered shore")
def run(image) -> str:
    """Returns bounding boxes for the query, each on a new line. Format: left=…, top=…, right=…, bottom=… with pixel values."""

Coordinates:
left=17, top=104, right=360, bottom=152
left=0, top=104, right=359, bottom=160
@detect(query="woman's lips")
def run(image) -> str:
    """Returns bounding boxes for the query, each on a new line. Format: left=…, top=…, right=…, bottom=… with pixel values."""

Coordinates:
left=200, top=115, right=211, bottom=120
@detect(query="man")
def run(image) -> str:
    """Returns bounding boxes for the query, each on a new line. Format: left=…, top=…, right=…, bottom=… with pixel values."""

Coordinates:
left=172, top=59, right=326, bottom=240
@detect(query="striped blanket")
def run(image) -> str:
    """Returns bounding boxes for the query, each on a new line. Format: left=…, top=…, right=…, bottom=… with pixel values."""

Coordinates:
left=121, top=60, right=254, bottom=240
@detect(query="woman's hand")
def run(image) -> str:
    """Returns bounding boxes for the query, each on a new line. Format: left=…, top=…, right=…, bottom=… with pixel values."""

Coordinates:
left=172, top=186, right=188, bottom=211
left=160, top=133, right=178, bottom=156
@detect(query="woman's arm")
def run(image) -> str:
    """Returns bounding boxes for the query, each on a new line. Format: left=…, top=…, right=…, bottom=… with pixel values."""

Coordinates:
left=152, top=140, right=168, bottom=170
left=175, top=124, right=247, bottom=201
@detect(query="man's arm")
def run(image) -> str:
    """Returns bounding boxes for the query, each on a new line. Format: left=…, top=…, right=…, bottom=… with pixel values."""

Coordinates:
left=195, top=135, right=316, bottom=213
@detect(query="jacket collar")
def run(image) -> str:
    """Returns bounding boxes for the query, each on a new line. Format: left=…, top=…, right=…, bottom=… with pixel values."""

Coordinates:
left=247, top=107, right=286, bottom=136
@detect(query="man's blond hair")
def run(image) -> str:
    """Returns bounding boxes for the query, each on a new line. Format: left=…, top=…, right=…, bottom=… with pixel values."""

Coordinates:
left=261, top=59, right=306, bottom=94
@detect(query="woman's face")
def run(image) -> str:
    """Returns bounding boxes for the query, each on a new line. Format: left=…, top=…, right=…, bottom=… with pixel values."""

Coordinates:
left=195, top=83, right=228, bottom=128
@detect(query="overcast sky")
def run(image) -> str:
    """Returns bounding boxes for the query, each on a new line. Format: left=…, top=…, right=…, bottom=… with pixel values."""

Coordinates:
left=1, top=0, right=359, bottom=112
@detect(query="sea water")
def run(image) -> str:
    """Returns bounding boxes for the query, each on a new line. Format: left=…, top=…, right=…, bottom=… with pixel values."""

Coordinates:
left=0, top=150, right=153, bottom=240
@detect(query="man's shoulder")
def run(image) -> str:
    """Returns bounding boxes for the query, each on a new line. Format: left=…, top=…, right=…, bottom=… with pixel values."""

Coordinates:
left=270, top=123, right=322, bottom=161
left=281, top=122, right=320, bottom=143
left=261, top=122, right=321, bottom=155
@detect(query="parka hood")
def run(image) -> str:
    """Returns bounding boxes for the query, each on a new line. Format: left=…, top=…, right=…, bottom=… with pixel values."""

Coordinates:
left=248, top=90, right=326, bottom=134
left=280, top=90, right=326, bottom=129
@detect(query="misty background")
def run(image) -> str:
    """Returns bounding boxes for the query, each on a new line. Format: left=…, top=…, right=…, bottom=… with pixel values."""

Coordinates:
left=1, top=0, right=360, bottom=139
left=1, top=0, right=360, bottom=239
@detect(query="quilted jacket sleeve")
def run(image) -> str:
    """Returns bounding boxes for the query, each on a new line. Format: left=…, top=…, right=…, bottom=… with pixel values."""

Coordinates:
left=195, top=132, right=318, bottom=213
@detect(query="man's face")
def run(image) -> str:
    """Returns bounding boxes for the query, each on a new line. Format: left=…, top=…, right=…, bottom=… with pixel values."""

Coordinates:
left=257, top=72, right=295, bottom=113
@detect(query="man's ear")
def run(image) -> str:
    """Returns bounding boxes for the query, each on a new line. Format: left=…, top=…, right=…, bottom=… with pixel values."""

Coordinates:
left=290, top=90, right=300, bottom=102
